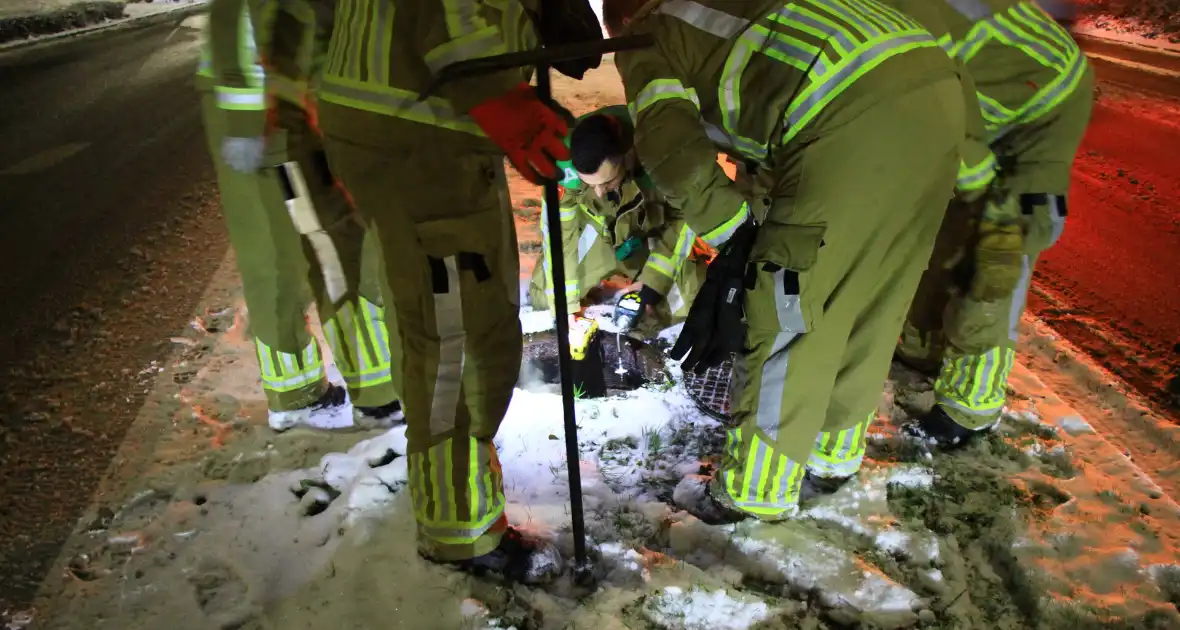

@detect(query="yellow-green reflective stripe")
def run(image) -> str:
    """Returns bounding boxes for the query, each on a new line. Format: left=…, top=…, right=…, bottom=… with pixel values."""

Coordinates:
left=957, top=153, right=998, bottom=191
left=425, top=26, right=506, bottom=73
left=934, top=347, right=1014, bottom=414
left=318, top=76, right=484, bottom=135
left=783, top=31, right=936, bottom=146
left=631, top=79, right=701, bottom=116
left=701, top=201, right=751, bottom=246
left=644, top=254, right=676, bottom=279
left=408, top=440, right=506, bottom=543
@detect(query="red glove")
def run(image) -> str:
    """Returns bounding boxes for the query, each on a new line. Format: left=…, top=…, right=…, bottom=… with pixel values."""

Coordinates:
left=469, top=83, right=571, bottom=184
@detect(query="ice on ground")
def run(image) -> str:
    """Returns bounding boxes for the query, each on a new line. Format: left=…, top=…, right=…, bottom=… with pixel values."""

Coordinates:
left=1056, top=414, right=1096, bottom=435
left=887, top=466, right=935, bottom=489
left=802, top=469, right=941, bottom=566
left=642, top=586, right=770, bottom=630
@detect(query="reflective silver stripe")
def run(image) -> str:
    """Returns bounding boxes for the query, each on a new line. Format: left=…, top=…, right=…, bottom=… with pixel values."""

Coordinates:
left=772, top=268, right=808, bottom=333
left=755, top=331, right=798, bottom=438
left=655, top=0, right=749, bottom=38
left=576, top=225, right=598, bottom=263
left=429, top=256, right=468, bottom=436
left=216, top=90, right=266, bottom=108
left=281, top=161, right=349, bottom=303
left=667, top=281, right=686, bottom=315
left=1007, top=254, right=1032, bottom=342
left=703, top=122, right=736, bottom=151
left=1047, top=195, right=1066, bottom=245
left=943, top=0, right=995, bottom=21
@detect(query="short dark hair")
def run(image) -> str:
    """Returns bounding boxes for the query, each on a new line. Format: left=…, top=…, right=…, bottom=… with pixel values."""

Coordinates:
left=570, top=114, right=629, bottom=175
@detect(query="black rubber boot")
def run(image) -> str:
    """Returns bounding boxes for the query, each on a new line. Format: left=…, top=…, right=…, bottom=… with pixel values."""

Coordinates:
left=433, top=528, right=564, bottom=585
left=354, top=399, right=404, bottom=428
left=267, top=384, right=348, bottom=432
left=672, top=475, right=752, bottom=525
left=905, top=405, right=994, bottom=449
left=799, top=472, right=854, bottom=503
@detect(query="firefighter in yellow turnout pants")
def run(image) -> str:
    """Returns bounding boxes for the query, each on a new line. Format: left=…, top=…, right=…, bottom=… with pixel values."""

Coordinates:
left=199, top=0, right=401, bottom=430
left=605, top=0, right=970, bottom=522
left=604, top=0, right=972, bottom=526
left=315, top=0, right=601, bottom=581
left=528, top=105, right=710, bottom=338
left=896, top=0, right=1094, bottom=448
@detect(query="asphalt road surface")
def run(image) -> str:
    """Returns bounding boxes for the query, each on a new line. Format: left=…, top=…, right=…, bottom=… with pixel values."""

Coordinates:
left=0, top=17, right=1177, bottom=615
left=0, top=18, right=227, bottom=611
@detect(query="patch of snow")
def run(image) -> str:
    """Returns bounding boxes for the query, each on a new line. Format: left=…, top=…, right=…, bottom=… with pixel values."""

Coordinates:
left=887, top=466, right=935, bottom=489
left=657, top=322, right=685, bottom=346
left=306, top=428, right=409, bottom=526
left=1056, top=414, right=1096, bottom=435
left=643, top=586, right=770, bottom=630
left=519, top=308, right=555, bottom=335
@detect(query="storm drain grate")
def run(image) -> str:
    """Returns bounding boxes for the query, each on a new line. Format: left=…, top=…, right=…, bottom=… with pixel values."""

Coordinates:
left=682, top=356, right=735, bottom=422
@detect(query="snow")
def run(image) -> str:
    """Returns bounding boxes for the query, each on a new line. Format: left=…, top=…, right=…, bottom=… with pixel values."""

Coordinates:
left=1076, top=17, right=1180, bottom=52
left=643, top=587, right=770, bottom=630
left=1057, top=414, right=1096, bottom=435
left=886, top=466, right=934, bottom=489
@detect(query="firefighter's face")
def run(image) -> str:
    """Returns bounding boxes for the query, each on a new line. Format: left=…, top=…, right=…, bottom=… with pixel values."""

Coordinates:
left=579, top=154, right=630, bottom=198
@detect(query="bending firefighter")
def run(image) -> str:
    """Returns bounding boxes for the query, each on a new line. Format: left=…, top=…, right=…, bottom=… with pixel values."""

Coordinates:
left=897, top=0, right=1094, bottom=448
left=605, top=0, right=969, bottom=521
left=316, top=0, right=601, bottom=581
left=198, top=0, right=402, bottom=430
left=528, top=106, right=712, bottom=338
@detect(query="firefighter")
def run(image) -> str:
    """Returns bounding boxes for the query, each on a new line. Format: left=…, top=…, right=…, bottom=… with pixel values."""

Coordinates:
left=198, top=0, right=402, bottom=431
left=314, top=0, right=600, bottom=582
left=896, top=0, right=1094, bottom=448
left=603, top=0, right=969, bottom=522
left=528, top=106, right=711, bottom=338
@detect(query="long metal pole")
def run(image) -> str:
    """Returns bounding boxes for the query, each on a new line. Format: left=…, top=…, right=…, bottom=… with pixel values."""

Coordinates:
left=534, top=63, right=590, bottom=579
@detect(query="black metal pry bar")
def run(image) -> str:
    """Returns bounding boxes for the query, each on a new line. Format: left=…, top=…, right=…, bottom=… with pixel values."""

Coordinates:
left=418, top=34, right=653, bottom=101
left=422, top=33, right=654, bottom=585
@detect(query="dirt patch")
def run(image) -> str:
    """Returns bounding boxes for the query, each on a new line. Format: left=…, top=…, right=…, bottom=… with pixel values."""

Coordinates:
left=0, top=1, right=125, bottom=44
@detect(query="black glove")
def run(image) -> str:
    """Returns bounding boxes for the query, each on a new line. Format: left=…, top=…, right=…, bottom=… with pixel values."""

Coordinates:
left=613, top=285, right=662, bottom=331
left=669, top=221, right=759, bottom=374
left=533, top=0, right=604, bottom=80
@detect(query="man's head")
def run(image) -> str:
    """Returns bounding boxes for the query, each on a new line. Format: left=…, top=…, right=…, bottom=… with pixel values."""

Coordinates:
left=602, top=0, right=648, bottom=36
left=570, top=113, right=633, bottom=198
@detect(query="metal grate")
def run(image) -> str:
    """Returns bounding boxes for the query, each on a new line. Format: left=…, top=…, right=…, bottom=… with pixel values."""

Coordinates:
left=682, top=356, right=735, bottom=422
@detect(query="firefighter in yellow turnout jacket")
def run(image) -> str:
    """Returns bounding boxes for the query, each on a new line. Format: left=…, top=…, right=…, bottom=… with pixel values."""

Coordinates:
left=198, top=0, right=401, bottom=430
left=315, top=0, right=591, bottom=580
left=606, top=0, right=969, bottom=521
left=528, top=106, right=709, bottom=337
left=896, top=0, right=1094, bottom=448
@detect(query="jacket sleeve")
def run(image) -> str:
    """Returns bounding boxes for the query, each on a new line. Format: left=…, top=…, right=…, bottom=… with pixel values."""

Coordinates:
left=616, top=43, right=751, bottom=248
left=423, top=0, right=540, bottom=113
left=540, top=188, right=586, bottom=315
left=636, top=205, right=695, bottom=297
left=954, top=62, right=999, bottom=201
left=208, top=0, right=268, bottom=138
